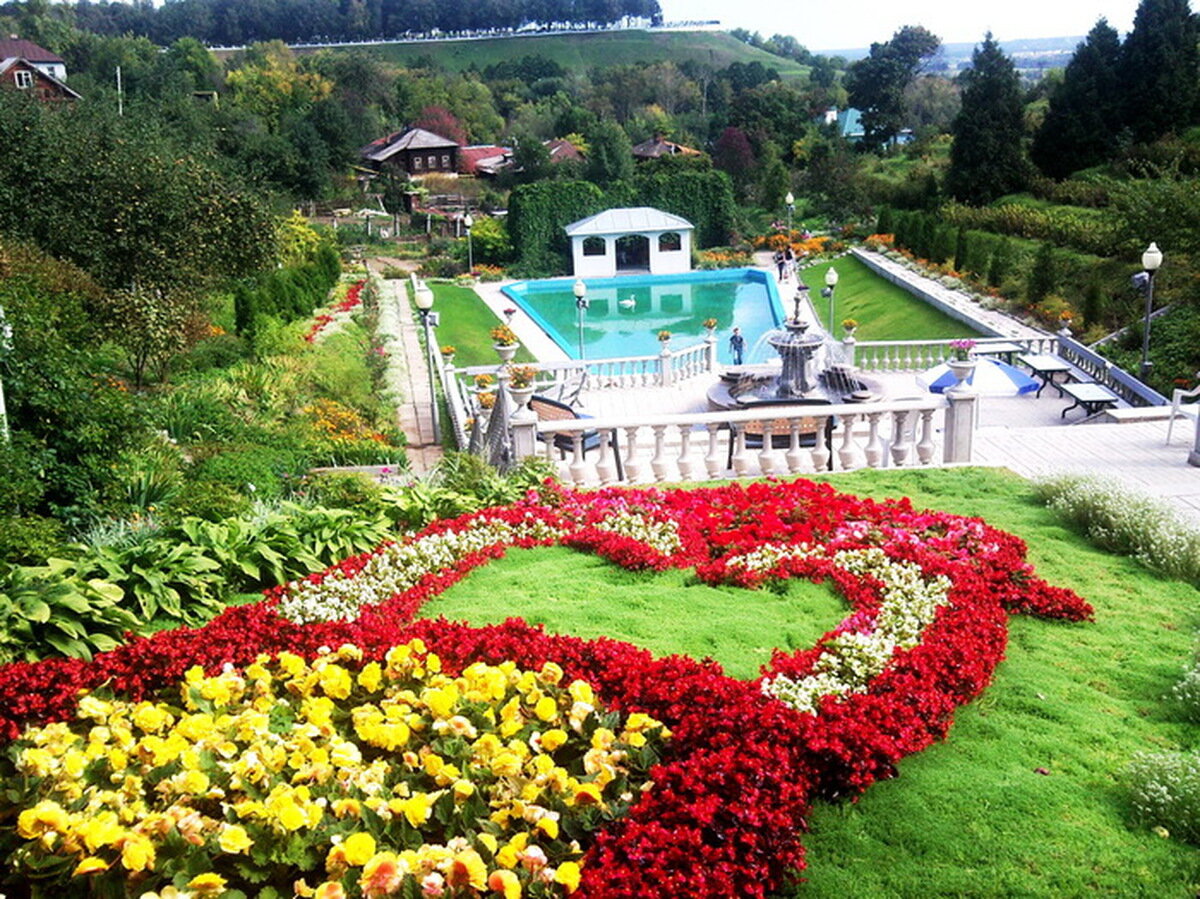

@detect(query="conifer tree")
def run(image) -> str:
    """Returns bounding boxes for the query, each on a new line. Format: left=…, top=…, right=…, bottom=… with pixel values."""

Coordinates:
left=1031, top=20, right=1122, bottom=179
left=947, top=34, right=1028, bottom=206
left=1120, top=0, right=1200, bottom=140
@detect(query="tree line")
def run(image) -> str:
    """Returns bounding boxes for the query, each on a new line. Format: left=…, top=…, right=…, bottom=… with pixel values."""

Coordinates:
left=26, top=0, right=661, bottom=47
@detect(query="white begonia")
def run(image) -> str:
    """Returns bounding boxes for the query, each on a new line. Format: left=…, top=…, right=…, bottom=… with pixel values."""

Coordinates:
left=760, top=547, right=951, bottom=715
left=277, top=516, right=568, bottom=624
left=592, top=509, right=682, bottom=556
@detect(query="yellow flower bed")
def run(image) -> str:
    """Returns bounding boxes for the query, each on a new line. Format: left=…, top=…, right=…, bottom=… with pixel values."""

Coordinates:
left=8, top=640, right=669, bottom=898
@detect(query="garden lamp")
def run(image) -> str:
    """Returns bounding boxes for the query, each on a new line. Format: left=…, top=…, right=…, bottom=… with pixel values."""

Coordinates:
left=824, top=267, right=840, bottom=333
left=785, top=191, right=794, bottom=236
left=463, top=212, right=474, bottom=275
left=573, top=278, right=588, bottom=362
left=1139, top=242, right=1163, bottom=380
left=414, top=282, right=440, bottom=443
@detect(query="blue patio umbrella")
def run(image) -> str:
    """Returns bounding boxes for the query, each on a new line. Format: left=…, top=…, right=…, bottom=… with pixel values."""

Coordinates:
left=917, top=358, right=1039, bottom=396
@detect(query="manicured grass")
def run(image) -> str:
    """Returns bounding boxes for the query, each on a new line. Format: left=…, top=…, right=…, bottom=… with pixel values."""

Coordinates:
left=801, top=255, right=982, bottom=341
left=427, top=282, right=535, bottom=368
left=418, top=467, right=1200, bottom=896
left=355, top=30, right=808, bottom=80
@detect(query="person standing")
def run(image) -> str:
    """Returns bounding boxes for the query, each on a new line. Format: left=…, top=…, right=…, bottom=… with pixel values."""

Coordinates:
left=730, top=327, right=746, bottom=365
left=775, top=250, right=786, bottom=281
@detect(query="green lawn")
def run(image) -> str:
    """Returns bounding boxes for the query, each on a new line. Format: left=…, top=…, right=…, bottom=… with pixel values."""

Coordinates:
left=351, top=30, right=809, bottom=80
left=418, top=467, right=1200, bottom=897
left=801, top=255, right=982, bottom=341
left=426, top=281, right=535, bottom=368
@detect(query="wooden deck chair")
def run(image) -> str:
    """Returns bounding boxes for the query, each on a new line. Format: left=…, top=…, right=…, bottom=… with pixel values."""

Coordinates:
left=529, top=395, right=622, bottom=477
left=1166, top=376, right=1200, bottom=444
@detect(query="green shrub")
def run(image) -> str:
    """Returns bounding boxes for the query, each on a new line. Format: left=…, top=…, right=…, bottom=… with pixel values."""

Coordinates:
left=169, top=480, right=252, bottom=522
left=1127, top=751, right=1200, bottom=843
left=302, top=471, right=386, bottom=511
left=0, top=516, right=68, bottom=565
left=176, top=333, right=248, bottom=373
left=0, top=562, right=142, bottom=663
left=191, top=444, right=309, bottom=500
left=151, top=387, right=242, bottom=444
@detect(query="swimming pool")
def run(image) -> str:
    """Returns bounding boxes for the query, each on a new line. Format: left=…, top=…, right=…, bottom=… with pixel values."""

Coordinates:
left=501, top=268, right=785, bottom=360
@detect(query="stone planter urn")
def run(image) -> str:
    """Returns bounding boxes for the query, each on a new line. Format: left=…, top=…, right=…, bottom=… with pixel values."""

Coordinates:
left=947, top=358, right=977, bottom=390
left=508, top=385, right=535, bottom=409
left=493, top=342, right=518, bottom=363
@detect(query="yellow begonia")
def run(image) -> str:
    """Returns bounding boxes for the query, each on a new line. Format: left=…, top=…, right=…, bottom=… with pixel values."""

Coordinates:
left=535, top=816, right=559, bottom=839
left=357, top=662, right=382, bottom=693
left=342, top=832, right=376, bottom=866
left=488, top=868, right=522, bottom=899
left=568, top=680, right=595, bottom=706
left=556, top=860, right=582, bottom=893
left=534, top=696, right=558, bottom=722
left=539, top=729, right=568, bottom=752
left=17, top=800, right=70, bottom=838
left=218, top=824, right=253, bottom=854
left=132, top=703, right=169, bottom=733
left=120, top=833, right=156, bottom=872
left=72, top=855, right=109, bottom=876
left=447, top=848, right=487, bottom=890
left=186, top=872, right=227, bottom=895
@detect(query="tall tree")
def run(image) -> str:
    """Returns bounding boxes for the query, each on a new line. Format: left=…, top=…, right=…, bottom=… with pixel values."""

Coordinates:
left=947, top=34, right=1028, bottom=206
left=1031, top=20, right=1122, bottom=179
left=1120, top=0, right=1200, bottom=141
left=583, top=118, right=633, bottom=185
left=845, top=25, right=941, bottom=151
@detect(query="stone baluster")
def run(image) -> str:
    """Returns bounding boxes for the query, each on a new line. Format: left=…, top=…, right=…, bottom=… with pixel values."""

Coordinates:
left=705, top=424, right=724, bottom=479
left=889, top=410, right=912, bottom=466
left=732, top=426, right=752, bottom=477
left=758, top=421, right=776, bottom=475
left=785, top=422, right=806, bottom=473
left=677, top=426, right=699, bottom=481
left=650, top=425, right=670, bottom=481
left=569, top=433, right=589, bottom=485
left=837, top=413, right=858, bottom=469
left=811, top=424, right=831, bottom=471
left=622, top=426, right=643, bottom=483
left=865, top=411, right=884, bottom=468
left=916, top=408, right=936, bottom=464
left=596, top=430, right=617, bottom=485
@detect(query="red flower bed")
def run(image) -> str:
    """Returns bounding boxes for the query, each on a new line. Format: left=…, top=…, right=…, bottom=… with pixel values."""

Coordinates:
left=303, top=279, right=365, bottom=342
left=0, top=480, right=1092, bottom=896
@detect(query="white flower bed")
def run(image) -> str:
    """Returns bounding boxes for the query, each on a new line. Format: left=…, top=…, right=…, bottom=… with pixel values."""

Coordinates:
left=277, top=515, right=567, bottom=624
left=593, top=510, right=683, bottom=556
left=746, top=545, right=951, bottom=714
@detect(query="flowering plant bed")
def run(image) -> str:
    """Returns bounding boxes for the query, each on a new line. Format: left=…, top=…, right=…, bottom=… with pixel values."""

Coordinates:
left=305, top=280, right=367, bottom=343
left=0, top=480, right=1091, bottom=897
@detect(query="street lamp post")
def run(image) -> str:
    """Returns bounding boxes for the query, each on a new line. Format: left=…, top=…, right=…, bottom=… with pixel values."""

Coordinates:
left=573, top=278, right=589, bottom=362
left=414, top=282, right=440, bottom=444
left=823, top=266, right=840, bottom=333
left=785, top=191, right=794, bottom=236
left=463, top=212, right=474, bottom=275
left=1139, top=242, right=1163, bottom=381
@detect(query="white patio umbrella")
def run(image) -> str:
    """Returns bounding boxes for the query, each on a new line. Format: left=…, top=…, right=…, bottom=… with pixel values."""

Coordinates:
left=917, top=358, right=1039, bottom=396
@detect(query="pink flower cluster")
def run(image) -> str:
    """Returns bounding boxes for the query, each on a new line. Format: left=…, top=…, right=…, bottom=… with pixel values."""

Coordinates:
left=0, top=479, right=1092, bottom=896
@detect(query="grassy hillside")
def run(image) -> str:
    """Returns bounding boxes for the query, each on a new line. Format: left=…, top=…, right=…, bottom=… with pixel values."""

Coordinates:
left=333, top=30, right=808, bottom=78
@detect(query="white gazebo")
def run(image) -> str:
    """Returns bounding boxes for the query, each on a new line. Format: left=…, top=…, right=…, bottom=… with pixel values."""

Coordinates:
left=565, top=207, right=694, bottom=278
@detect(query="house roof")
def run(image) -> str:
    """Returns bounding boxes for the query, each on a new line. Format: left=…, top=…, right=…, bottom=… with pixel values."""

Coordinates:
left=0, top=38, right=62, bottom=64
left=459, top=144, right=510, bottom=174
left=0, top=58, right=80, bottom=98
left=564, top=207, right=693, bottom=237
left=361, top=127, right=460, bottom=163
left=546, top=138, right=583, bottom=162
left=630, top=136, right=700, bottom=159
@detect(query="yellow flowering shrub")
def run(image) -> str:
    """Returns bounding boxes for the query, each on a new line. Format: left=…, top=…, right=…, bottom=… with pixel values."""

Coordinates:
left=2, top=640, right=669, bottom=897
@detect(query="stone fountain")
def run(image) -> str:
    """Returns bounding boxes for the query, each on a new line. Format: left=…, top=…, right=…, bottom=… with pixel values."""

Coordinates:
left=707, top=284, right=879, bottom=411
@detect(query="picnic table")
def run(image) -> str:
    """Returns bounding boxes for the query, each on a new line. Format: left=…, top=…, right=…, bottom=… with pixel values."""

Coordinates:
left=1060, top=382, right=1120, bottom=419
left=1017, top=353, right=1073, bottom=398
left=975, top=341, right=1022, bottom=365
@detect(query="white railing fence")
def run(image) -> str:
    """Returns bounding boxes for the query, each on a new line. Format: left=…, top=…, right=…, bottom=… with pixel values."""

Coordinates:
left=509, top=394, right=976, bottom=487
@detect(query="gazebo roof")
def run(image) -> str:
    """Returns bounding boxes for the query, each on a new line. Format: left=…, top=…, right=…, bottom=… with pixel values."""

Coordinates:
left=564, top=207, right=693, bottom=237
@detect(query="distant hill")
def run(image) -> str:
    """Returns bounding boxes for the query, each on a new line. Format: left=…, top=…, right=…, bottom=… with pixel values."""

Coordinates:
left=828, top=35, right=1083, bottom=78
left=297, top=29, right=809, bottom=78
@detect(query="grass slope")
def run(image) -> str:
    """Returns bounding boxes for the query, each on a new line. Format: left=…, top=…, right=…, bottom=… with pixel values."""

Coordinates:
left=356, top=30, right=808, bottom=79
left=418, top=467, right=1200, bottom=896
left=427, top=282, right=534, bottom=367
left=801, top=256, right=982, bottom=340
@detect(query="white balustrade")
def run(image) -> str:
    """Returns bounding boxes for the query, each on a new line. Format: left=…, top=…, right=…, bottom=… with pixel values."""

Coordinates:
left=520, top=397, right=965, bottom=487
left=853, top=336, right=1060, bottom=373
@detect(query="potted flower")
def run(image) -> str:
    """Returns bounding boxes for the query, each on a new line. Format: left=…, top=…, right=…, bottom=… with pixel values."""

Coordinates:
left=949, top=338, right=976, bottom=361
left=702, top=317, right=718, bottom=338
left=474, top=372, right=496, bottom=393
left=506, top=364, right=539, bottom=408
left=657, top=329, right=672, bottom=343
left=946, top=338, right=977, bottom=389
left=440, top=345, right=457, bottom=366
left=841, top=318, right=858, bottom=336
left=490, top=324, right=519, bottom=362
left=503, top=307, right=517, bottom=323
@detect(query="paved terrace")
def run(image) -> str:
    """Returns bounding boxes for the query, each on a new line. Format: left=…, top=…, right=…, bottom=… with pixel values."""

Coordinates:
left=419, top=258, right=1200, bottom=522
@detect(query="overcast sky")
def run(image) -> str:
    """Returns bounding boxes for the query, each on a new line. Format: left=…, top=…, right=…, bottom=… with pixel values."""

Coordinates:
left=656, top=0, right=1145, bottom=51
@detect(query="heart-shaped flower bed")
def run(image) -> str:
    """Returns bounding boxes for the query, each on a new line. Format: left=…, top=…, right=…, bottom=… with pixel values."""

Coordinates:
left=0, top=480, right=1092, bottom=898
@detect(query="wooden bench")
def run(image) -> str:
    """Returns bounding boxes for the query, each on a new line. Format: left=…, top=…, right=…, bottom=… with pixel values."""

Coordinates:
left=529, top=395, right=623, bottom=478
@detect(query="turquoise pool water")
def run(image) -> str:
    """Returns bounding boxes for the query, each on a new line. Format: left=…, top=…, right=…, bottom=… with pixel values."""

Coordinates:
left=501, top=268, right=785, bottom=361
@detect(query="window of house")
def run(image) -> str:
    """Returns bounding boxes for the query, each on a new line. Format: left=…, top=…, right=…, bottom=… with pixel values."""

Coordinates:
left=14, top=70, right=33, bottom=89
left=441, top=154, right=450, bottom=168
left=412, top=156, right=422, bottom=171
left=428, top=155, right=436, bottom=168
left=658, top=232, right=682, bottom=252
left=582, top=236, right=606, bottom=256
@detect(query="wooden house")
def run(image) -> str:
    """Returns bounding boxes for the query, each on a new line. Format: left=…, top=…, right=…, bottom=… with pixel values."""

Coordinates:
left=0, top=37, right=78, bottom=101
left=360, top=127, right=460, bottom=176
